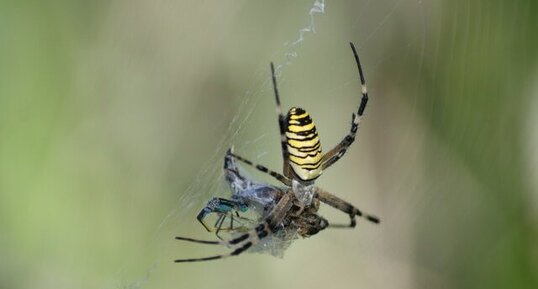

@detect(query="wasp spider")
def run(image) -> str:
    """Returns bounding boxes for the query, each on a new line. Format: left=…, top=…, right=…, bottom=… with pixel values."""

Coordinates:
left=175, top=42, right=379, bottom=262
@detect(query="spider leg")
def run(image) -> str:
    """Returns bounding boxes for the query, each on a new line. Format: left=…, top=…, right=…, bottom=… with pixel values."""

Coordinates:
left=228, top=150, right=291, bottom=186
left=226, top=62, right=295, bottom=185
left=174, top=224, right=268, bottom=262
left=315, top=187, right=380, bottom=227
left=270, top=63, right=293, bottom=179
left=174, top=236, right=220, bottom=245
left=175, top=193, right=295, bottom=263
left=321, top=42, right=369, bottom=170
left=224, top=149, right=249, bottom=185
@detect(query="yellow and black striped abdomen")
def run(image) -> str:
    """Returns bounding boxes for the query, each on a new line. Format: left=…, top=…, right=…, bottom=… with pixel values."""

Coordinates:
left=286, top=107, right=323, bottom=181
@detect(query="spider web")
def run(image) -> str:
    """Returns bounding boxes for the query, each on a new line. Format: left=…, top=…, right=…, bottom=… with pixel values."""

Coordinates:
left=115, top=1, right=431, bottom=288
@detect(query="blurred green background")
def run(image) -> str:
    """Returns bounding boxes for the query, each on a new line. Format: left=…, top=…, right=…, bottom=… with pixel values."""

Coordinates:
left=1, top=0, right=537, bottom=288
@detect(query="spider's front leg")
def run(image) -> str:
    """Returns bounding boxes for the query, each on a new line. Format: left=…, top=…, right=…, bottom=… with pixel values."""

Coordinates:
left=315, top=187, right=379, bottom=227
left=321, top=42, right=369, bottom=171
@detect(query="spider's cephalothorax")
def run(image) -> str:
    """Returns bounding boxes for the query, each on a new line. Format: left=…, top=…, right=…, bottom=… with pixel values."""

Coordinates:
left=286, top=107, right=323, bottom=182
left=175, top=42, right=380, bottom=263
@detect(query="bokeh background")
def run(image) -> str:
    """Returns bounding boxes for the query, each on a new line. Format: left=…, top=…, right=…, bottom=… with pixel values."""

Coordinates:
left=1, top=0, right=537, bottom=288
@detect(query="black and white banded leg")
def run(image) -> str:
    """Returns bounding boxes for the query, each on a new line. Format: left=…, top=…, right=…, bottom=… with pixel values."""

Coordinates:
left=227, top=150, right=291, bottom=186
left=174, top=222, right=272, bottom=262
left=321, top=42, right=369, bottom=170
left=270, top=63, right=293, bottom=179
left=315, top=187, right=379, bottom=228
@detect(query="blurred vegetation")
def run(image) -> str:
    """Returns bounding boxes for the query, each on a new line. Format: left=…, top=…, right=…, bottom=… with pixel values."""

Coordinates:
left=0, top=1, right=536, bottom=289
left=414, top=1, right=538, bottom=288
left=413, top=1, right=538, bottom=288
